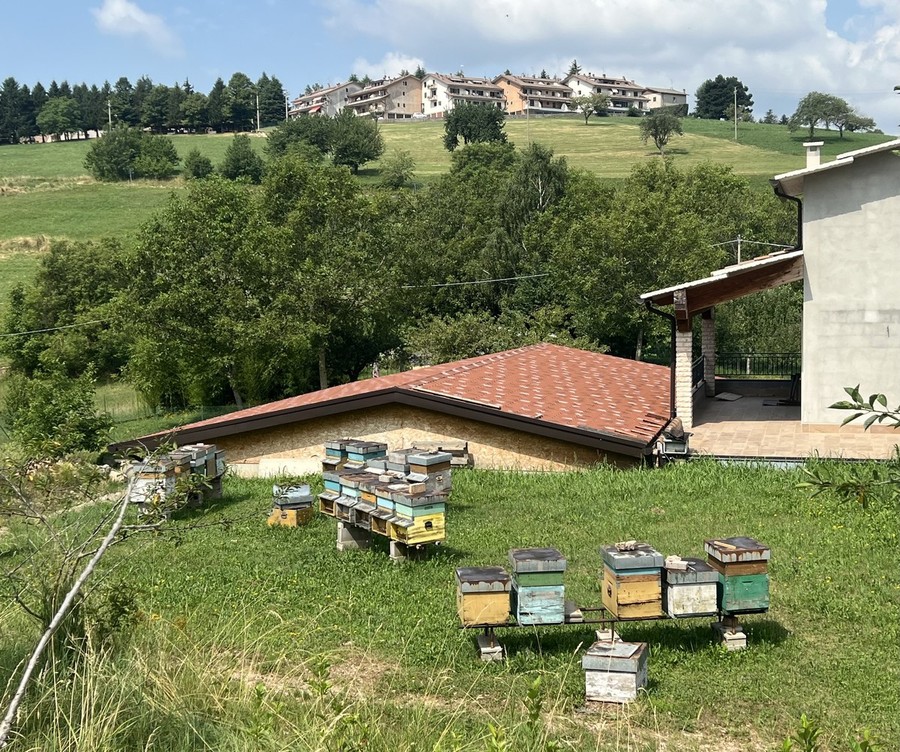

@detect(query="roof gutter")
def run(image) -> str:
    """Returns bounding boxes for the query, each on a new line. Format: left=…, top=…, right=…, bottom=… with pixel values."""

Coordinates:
left=771, top=181, right=803, bottom=250
left=643, top=301, right=676, bottom=419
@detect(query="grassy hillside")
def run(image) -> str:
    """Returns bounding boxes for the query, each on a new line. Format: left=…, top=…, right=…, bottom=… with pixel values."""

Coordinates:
left=3, top=463, right=897, bottom=750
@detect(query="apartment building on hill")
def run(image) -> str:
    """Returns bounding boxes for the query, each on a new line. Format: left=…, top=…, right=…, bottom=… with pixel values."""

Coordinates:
left=344, top=75, right=423, bottom=120
left=563, top=73, right=649, bottom=115
left=493, top=74, right=574, bottom=116
left=289, top=81, right=361, bottom=118
left=421, top=74, right=505, bottom=117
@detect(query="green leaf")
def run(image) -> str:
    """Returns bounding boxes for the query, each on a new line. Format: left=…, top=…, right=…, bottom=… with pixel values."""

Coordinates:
left=841, top=412, right=864, bottom=426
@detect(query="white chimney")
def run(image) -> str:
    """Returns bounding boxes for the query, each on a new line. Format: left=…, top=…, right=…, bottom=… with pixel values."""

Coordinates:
left=804, top=141, right=824, bottom=169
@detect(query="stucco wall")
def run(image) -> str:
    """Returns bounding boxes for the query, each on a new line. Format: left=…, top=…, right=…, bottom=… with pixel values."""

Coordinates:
left=213, top=404, right=634, bottom=477
left=801, top=151, right=900, bottom=424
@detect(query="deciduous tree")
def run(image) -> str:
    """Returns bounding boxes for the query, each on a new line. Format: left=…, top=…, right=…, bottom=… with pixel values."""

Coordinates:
left=572, top=93, right=609, bottom=124
left=443, top=102, right=507, bottom=151
left=639, top=108, right=683, bottom=154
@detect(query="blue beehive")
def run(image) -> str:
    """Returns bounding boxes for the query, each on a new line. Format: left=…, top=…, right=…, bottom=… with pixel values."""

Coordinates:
left=508, top=548, right=567, bottom=625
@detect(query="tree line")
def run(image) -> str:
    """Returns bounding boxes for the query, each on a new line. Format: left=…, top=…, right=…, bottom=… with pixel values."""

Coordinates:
left=2, top=121, right=799, bottom=432
left=0, top=72, right=287, bottom=144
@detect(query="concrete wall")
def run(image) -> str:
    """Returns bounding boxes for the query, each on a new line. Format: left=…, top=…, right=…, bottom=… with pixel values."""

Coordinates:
left=214, top=404, right=634, bottom=477
left=801, top=151, right=900, bottom=424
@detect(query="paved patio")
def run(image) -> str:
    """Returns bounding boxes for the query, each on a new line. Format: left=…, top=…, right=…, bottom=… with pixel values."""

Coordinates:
left=689, top=396, right=900, bottom=460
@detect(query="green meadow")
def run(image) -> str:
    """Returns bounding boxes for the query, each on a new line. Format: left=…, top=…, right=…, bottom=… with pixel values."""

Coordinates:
left=2, top=462, right=897, bottom=750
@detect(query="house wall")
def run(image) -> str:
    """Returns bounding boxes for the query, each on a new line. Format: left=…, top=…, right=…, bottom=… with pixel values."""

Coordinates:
left=801, top=152, right=900, bottom=424
left=645, top=91, right=687, bottom=111
left=385, top=76, right=422, bottom=118
left=213, top=404, right=635, bottom=477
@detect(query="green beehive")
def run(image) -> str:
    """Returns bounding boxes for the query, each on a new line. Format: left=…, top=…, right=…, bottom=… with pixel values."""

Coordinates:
left=705, top=537, right=770, bottom=614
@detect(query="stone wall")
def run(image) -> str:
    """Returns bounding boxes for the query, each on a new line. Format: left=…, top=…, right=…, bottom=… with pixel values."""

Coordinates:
left=214, top=404, right=636, bottom=477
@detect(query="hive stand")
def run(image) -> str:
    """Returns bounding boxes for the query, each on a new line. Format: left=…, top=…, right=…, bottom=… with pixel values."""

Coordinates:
left=711, top=614, right=747, bottom=651
left=336, top=521, right=372, bottom=551
left=389, top=540, right=429, bottom=563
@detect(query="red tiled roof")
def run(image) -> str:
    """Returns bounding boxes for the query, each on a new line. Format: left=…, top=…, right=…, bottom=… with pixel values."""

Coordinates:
left=130, top=344, right=671, bottom=454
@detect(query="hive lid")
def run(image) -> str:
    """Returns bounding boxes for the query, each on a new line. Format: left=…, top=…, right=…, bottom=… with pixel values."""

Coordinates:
left=324, top=438, right=353, bottom=451
left=704, top=537, right=770, bottom=563
left=665, top=556, right=718, bottom=584
left=346, top=441, right=388, bottom=453
left=353, top=501, right=377, bottom=515
left=407, top=451, right=453, bottom=467
left=391, top=516, right=414, bottom=529
left=508, top=548, right=567, bottom=573
left=456, top=566, right=511, bottom=592
left=387, top=448, right=418, bottom=464
left=582, top=640, right=648, bottom=672
left=334, top=496, right=358, bottom=509
left=601, top=543, right=664, bottom=570
left=318, top=490, right=340, bottom=501
left=370, top=507, right=393, bottom=520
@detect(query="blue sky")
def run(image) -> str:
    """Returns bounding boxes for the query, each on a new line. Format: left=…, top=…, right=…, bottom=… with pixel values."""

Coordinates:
left=3, top=0, right=900, bottom=130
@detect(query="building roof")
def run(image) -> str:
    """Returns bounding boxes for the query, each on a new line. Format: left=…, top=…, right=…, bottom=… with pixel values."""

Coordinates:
left=427, top=73, right=503, bottom=92
left=644, top=86, right=686, bottom=96
left=121, top=344, right=672, bottom=458
left=641, top=250, right=805, bottom=322
left=772, top=138, right=900, bottom=196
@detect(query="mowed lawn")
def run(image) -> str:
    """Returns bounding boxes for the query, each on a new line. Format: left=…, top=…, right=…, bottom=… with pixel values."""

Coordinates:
left=6, top=462, right=894, bottom=751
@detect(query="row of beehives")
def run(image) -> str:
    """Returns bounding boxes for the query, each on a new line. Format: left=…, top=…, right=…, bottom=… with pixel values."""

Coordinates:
left=456, top=537, right=771, bottom=628
left=317, top=438, right=452, bottom=546
left=127, top=443, right=226, bottom=509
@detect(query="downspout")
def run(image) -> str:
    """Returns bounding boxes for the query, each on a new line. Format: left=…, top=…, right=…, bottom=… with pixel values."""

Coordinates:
left=644, top=300, right=676, bottom=419
left=772, top=182, right=803, bottom=249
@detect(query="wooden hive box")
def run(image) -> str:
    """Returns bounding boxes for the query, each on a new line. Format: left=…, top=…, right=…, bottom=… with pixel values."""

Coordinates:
left=334, top=496, right=357, bottom=522
left=370, top=508, right=392, bottom=536
left=508, top=548, right=567, bottom=625
left=456, top=566, right=511, bottom=626
left=705, top=538, right=770, bottom=614
left=664, top=557, right=718, bottom=618
left=322, top=471, right=341, bottom=494
left=350, top=501, right=376, bottom=531
left=582, top=641, right=648, bottom=703
left=267, top=506, right=314, bottom=528
left=600, top=544, right=664, bottom=619
left=345, top=440, right=388, bottom=465
left=317, top=491, right=338, bottom=517
left=407, top=451, right=453, bottom=477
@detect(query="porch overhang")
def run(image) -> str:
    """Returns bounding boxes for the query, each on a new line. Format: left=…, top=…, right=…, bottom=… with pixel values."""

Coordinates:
left=640, top=250, right=804, bottom=331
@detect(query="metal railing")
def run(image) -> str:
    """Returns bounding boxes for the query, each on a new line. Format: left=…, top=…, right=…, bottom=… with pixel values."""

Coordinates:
left=716, top=352, right=801, bottom=379
left=692, top=355, right=705, bottom=389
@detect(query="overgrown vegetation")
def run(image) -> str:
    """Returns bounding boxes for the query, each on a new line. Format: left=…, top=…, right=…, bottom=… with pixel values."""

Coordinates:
left=1, top=463, right=896, bottom=749
left=83, top=126, right=179, bottom=181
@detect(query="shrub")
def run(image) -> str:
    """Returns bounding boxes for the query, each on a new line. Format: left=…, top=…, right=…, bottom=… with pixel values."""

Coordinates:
left=84, top=126, right=179, bottom=181
left=183, top=148, right=214, bottom=180
left=3, top=369, right=113, bottom=458
left=219, top=134, right=265, bottom=183
left=133, top=136, right=180, bottom=179
left=379, top=149, right=416, bottom=189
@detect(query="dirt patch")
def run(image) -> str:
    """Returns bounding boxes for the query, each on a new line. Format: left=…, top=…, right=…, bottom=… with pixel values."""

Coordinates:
left=0, top=235, right=52, bottom=259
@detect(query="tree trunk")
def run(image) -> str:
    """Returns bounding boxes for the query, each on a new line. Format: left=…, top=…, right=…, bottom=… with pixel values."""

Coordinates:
left=318, top=348, right=328, bottom=390
left=230, top=383, right=244, bottom=411
left=635, top=328, right=644, bottom=361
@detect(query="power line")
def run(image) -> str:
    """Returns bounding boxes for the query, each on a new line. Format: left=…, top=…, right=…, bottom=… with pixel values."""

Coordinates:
left=0, top=319, right=108, bottom=339
left=401, top=273, right=549, bottom=289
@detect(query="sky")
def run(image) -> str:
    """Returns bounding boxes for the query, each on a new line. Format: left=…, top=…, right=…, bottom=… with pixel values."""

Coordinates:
left=3, top=0, right=900, bottom=131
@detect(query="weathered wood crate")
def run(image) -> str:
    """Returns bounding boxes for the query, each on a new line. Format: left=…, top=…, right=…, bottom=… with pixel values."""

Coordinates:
left=705, top=537, right=770, bottom=614
left=267, top=506, right=314, bottom=527
left=345, top=441, right=388, bottom=464
left=456, top=566, right=511, bottom=626
left=582, top=641, right=648, bottom=703
left=318, top=491, right=338, bottom=517
left=664, top=557, right=718, bottom=618
left=600, top=544, right=664, bottom=619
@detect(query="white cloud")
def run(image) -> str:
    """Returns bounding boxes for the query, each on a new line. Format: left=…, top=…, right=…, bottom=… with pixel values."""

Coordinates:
left=327, top=0, right=900, bottom=129
left=92, top=0, right=184, bottom=57
left=351, top=51, right=425, bottom=79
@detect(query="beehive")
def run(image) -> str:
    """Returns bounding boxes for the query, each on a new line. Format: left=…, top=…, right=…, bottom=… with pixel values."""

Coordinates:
left=705, top=537, right=770, bottom=614
left=267, top=506, right=314, bottom=527
left=664, top=557, right=718, bottom=618
left=509, top=548, right=566, bottom=625
left=268, top=484, right=315, bottom=528
left=582, top=641, right=648, bottom=703
left=600, top=544, right=664, bottom=619
left=318, top=491, right=338, bottom=517
left=456, top=567, right=511, bottom=626
left=345, top=440, right=388, bottom=464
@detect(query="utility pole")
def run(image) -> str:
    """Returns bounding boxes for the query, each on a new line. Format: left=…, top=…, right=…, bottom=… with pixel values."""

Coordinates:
left=107, top=99, right=112, bottom=131
left=284, top=95, right=289, bottom=121
left=256, top=91, right=261, bottom=132
left=736, top=234, right=742, bottom=263
left=733, top=86, right=738, bottom=141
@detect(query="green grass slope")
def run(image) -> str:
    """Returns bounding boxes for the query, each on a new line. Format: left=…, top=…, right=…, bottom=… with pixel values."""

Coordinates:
left=4, top=463, right=896, bottom=750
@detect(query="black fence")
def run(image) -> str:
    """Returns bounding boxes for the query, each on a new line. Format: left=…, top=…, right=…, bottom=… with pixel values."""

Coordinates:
left=716, top=353, right=801, bottom=379
left=692, top=355, right=705, bottom=389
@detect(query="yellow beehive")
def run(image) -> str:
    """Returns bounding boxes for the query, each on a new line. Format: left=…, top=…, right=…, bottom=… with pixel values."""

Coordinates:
left=389, top=513, right=446, bottom=545
left=455, top=567, right=511, bottom=626
left=601, top=565, right=664, bottom=619
left=267, top=507, right=314, bottom=528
